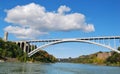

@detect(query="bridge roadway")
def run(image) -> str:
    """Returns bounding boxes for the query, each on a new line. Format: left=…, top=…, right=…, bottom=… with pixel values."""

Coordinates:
left=17, top=36, right=120, bottom=43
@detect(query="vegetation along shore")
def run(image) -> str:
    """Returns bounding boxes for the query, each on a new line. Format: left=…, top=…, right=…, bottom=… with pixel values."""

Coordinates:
left=0, top=38, right=57, bottom=63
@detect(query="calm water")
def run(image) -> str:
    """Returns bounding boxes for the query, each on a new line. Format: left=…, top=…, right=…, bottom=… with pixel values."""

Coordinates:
left=0, top=62, right=120, bottom=74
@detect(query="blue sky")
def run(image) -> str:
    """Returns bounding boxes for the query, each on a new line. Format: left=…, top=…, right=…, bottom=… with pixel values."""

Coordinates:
left=0, top=0, right=120, bottom=58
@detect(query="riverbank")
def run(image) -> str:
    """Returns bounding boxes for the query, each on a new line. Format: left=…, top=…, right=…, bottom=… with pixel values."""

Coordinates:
left=59, top=50, right=120, bottom=67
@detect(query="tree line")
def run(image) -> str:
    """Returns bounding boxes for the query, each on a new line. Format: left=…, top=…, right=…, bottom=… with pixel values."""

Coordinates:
left=0, top=38, right=57, bottom=63
left=59, top=47, right=120, bottom=66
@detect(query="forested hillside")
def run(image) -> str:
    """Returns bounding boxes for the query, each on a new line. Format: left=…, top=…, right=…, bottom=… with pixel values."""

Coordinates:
left=0, top=38, right=57, bottom=63
left=59, top=48, right=120, bottom=66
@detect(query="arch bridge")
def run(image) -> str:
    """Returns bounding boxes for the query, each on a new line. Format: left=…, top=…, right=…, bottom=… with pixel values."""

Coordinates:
left=15, top=36, right=120, bottom=57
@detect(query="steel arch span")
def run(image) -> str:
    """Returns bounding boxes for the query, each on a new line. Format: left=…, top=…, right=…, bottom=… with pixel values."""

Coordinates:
left=28, top=39, right=120, bottom=57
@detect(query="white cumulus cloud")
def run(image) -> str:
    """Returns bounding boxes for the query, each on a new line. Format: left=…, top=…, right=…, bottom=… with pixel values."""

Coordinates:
left=4, top=3, right=95, bottom=39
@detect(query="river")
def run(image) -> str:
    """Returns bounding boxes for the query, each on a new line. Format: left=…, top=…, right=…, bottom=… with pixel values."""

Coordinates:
left=0, top=62, right=120, bottom=74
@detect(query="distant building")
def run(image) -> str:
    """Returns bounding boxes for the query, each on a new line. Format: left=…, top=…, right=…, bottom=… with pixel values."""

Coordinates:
left=3, top=32, right=8, bottom=41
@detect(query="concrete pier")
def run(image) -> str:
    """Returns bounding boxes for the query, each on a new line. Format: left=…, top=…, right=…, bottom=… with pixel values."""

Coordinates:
left=15, top=41, right=36, bottom=53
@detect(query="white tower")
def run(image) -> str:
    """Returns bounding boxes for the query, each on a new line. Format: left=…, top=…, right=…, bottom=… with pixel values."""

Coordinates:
left=3, top=32, right=8, bottom=41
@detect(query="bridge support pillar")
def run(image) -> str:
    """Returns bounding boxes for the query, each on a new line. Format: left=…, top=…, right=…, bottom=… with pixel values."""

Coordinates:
left=23, top=42, right=30, bottom=53
left=23, top=43, right=26, bottom=53
left=15, top=41, right=36, bottom=53
left=26, top=44, right=29, bottom=53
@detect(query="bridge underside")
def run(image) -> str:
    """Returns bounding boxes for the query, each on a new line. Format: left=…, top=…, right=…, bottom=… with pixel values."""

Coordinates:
left=28, top=39, right=120, bottom=57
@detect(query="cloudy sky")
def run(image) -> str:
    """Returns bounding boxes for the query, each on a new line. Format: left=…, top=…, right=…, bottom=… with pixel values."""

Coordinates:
left=0, top=0, right=120, bottom=58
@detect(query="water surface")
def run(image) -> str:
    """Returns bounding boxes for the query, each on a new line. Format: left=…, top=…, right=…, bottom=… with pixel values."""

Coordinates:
left=0, top=62, right=120, bottom=74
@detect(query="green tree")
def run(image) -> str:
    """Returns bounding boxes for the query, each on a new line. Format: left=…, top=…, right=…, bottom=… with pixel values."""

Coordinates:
left=106, top=47, right=120, bottom=65
left=30, top=50, right=58, bottom=63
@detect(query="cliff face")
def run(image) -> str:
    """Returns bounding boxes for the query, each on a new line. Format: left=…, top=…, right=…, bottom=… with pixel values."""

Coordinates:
left=81, top=52, right=112, bottom=61
left=96, top=52, right=112, bottom=60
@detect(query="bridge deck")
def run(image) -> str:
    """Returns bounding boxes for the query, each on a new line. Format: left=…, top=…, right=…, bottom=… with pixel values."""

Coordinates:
left=20, top=36, right=120, bottom=43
